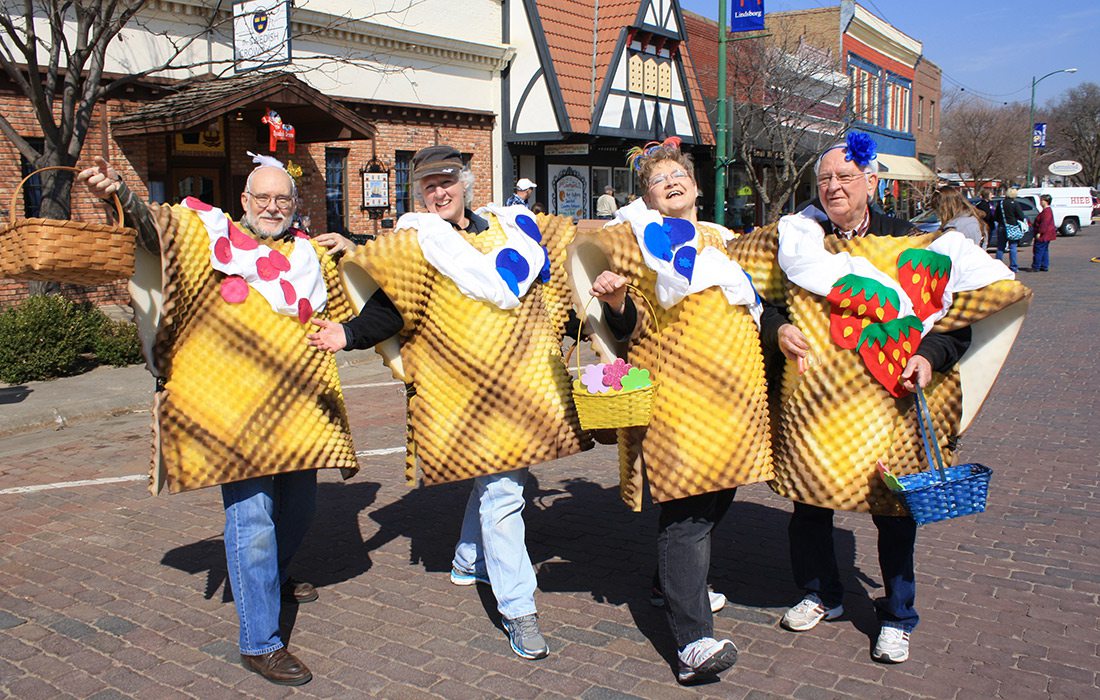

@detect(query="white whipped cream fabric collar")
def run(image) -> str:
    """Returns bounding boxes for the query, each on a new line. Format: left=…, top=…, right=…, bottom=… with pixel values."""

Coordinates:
left=398, top=204, right=546, bottom=310
left=611, top=198, right=762, bottom=325
left=187, top=197, right=326, bottom=320
left=778, top=205, right=1014, bottom=334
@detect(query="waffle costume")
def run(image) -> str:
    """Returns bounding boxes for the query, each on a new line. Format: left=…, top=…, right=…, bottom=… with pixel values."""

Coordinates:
left=339, top=206, right=590, bottom=486
left=567, top=199, right=774, bottom=511
left=128, top=198, right=358, bottom=494
left=732, top=206, right=1031, bottom=515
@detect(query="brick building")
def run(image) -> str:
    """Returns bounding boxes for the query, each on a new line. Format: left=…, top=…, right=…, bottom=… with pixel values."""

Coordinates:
left=766, top=2, right=940, bottom=217
left=1, top=0, right=509, bottom=308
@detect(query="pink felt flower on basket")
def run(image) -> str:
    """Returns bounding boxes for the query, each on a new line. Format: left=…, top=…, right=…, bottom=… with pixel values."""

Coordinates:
left=580, top=364, right=611, bottom=394
left=602, top=358, right=632, bottom=391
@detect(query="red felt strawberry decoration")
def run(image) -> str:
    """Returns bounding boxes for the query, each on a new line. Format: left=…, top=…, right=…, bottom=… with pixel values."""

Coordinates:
left=826, top=274, right=901, bottom=349
left=897, top=249, right=951, bottom=321
left=856, top=316, right=923, bottom=397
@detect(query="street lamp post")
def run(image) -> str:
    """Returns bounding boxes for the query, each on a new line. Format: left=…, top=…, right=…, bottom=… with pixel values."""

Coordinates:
left=1026, top=67, right=1077, bottom=186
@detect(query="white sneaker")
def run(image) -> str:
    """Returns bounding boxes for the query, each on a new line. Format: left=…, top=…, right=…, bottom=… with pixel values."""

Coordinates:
left=650, top=585, right=727, bottom=613
left=780, top=596, right=843, bottom=632
left=872, top=626, right=910, bottom=663
left=676, top=637, right=738, bottom=684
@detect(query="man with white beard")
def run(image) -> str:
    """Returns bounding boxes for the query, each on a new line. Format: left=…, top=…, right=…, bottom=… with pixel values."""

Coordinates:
left=79, top=154, right=359, bottom=687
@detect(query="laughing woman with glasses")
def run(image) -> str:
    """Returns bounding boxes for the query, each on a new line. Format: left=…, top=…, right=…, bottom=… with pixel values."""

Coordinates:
left=571, top=137, right=773, bottom=685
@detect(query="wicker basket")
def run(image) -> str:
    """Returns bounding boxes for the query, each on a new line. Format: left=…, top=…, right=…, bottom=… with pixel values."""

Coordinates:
left=893, top=387, right=992, bottom=526
left=571, top=285, right=659, bottom=430
left=0, top=166, right=136, bottom=285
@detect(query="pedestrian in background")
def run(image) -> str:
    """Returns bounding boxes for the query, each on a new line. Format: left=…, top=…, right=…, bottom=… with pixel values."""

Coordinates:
left=1030, top=193, right=1056, bottom=271
left=974, top=188, right=997, bottom=250
left=998, top=188, right=1026, bottom=272
left=506, top=177, right=537, bottom=208
left=933, top=186, right=987, bottom=247
left=596, top=185, right=618, bottom=219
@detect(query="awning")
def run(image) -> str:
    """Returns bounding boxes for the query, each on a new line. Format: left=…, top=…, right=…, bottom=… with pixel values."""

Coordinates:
left=876, top=153, right=937, bottom=182
left=112, top=71, right=375, bottom=141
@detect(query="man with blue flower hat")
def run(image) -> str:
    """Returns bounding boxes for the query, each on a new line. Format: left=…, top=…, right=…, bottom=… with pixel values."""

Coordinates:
left=733, top=132, right=1030, bottom=665
left=307, top=144, right=590, bottom=661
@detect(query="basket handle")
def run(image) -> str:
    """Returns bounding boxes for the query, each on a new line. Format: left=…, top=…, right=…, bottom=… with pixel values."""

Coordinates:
left=913, top=386, right=949, bottom=483
left=8, top=165, right=125, bottom=228
left=574, top=282, right=661, bottom=380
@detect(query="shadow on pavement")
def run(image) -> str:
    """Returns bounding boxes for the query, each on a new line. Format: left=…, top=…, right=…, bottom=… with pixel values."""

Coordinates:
left=0, top=385, right=32, bottom=404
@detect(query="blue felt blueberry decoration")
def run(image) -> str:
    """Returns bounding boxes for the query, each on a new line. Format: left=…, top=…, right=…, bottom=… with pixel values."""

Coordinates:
left=643, top=221, right=673, bottom=261
left=497, top=267, right=520, bottom=296
left=496, top=248, right=530, bottom=281
left=665, top=218, right=695, bottom=248
left=672, top=246, right=696, bottom=282
left=515, top=214, right=542, bottom=243
left=539, top=247, right=551, bottom=283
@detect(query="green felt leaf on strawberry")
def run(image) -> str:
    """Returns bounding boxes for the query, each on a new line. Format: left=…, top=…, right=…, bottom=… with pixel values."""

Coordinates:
left=856, top=316, right=923, bottom=397
left=826, top=274, right=901, bottom=349
left=897, top=248, right=952, bottom=321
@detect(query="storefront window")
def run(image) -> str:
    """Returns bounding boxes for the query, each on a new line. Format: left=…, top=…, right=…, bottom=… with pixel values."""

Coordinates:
left=325, top=148, right=348, bottom=234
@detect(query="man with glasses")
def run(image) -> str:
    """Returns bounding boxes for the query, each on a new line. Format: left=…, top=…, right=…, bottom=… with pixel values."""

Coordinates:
left=79, top=154, right=358, bottom=687
left=753, top=135, right=974, bottom=665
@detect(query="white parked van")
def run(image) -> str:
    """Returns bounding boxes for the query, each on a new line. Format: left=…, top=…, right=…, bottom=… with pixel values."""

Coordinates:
left=1016, top=187, right=1093, bottom=237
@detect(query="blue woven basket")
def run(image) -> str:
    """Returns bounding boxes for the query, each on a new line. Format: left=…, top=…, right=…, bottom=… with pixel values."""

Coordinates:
left=894, top=388, right=992, bottom=526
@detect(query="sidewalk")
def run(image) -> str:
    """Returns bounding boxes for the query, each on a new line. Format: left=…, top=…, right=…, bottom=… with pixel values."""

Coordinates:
left=0, top=349, right=388, bottom=438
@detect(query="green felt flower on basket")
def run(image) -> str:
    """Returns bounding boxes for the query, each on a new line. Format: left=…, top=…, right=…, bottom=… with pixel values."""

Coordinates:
left=620, top=367, right=652, bottom=392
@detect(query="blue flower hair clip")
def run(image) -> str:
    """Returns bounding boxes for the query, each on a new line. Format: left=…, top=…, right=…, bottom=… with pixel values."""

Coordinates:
left=844, top=132, right=877, bottom=168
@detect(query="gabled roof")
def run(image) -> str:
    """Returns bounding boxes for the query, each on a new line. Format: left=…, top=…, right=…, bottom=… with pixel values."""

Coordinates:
left=112, top=71, right=376, bottom=141
left=534, top=0, right=711, bottom=143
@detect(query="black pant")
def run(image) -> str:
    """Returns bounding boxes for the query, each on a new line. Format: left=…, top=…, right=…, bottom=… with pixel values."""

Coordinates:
left=657, top=488, right=736, bottom=648
left=788, top=502, right=919, bottom=631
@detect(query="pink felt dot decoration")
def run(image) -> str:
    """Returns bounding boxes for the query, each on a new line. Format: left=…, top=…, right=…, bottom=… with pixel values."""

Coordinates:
left=297, top=298, right=313, bottom=324
left=220, top=275, right=249, bottom=304
left=602, top=358, right=632, bottom=391
left=214, top=236, right=232, bottom=263
left=267, top=249, right=291, bottom=272
left=228, top=223, right=259, bottom=251
left=255, top=256, right=279, bottom=281
left=183, top=196, right=212, bottom=212
left=280, top=279, right=297, bottom=305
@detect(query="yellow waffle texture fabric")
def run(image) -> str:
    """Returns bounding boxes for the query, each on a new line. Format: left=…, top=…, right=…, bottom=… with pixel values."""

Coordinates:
left=571, top=221, right=774, bottom=511
left=731, top=228, right=1030, bottom=514
left=148, top=204, right=358, bottom=494
left=342, top=213, right=590, bottom=486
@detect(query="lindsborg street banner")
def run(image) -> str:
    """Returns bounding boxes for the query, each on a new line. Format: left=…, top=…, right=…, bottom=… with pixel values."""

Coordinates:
left=730, top=0, right=765, bottom=33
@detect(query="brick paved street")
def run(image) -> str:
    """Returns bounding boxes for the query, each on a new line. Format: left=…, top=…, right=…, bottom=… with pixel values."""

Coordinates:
left=1, top=231, right=1098, bottom=699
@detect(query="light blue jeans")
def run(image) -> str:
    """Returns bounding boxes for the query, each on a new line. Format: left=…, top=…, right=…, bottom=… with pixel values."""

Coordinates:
left=451, top=468, right=537, bottom=620
left=221, top=470, right=318, bottom=655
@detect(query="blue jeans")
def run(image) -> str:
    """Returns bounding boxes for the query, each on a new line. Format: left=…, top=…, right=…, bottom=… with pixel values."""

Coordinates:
left=996, top=231, right=1019, bottom=271
left=789, top=502, right=919, bottom=632
left=452, top=469, right=537, bottom=620
left=1031, top=240, right=1050, bottom=270
left=222, top=470, right=318, bottom=655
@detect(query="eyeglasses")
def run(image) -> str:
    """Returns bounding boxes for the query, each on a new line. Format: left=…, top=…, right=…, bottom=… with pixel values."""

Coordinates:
left=816, top=172, right=866, bottom=187
left=248, top=192, right=295, bottom=209
left=648, top=169, right=690, bottom=188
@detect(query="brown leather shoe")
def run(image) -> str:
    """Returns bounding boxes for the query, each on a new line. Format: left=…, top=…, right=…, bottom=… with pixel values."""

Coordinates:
left=281, top=578, right=319, bottom=604
left=241, top=648, right=312, bottom=686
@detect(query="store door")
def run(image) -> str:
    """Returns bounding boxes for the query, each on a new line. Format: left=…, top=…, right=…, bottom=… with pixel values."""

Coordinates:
left=173, top=168, right=222, bottom=208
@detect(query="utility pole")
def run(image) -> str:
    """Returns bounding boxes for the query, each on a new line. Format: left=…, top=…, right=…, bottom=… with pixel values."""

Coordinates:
left=714, top=0, right=728, bottom=226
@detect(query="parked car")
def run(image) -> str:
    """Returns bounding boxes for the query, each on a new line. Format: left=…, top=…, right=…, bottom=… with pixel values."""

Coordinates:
left=908, top=197, right=1036, bottom=249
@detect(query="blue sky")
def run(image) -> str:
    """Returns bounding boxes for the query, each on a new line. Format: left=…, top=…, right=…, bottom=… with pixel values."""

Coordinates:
left=678, top=0, right=1099, bottom=107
